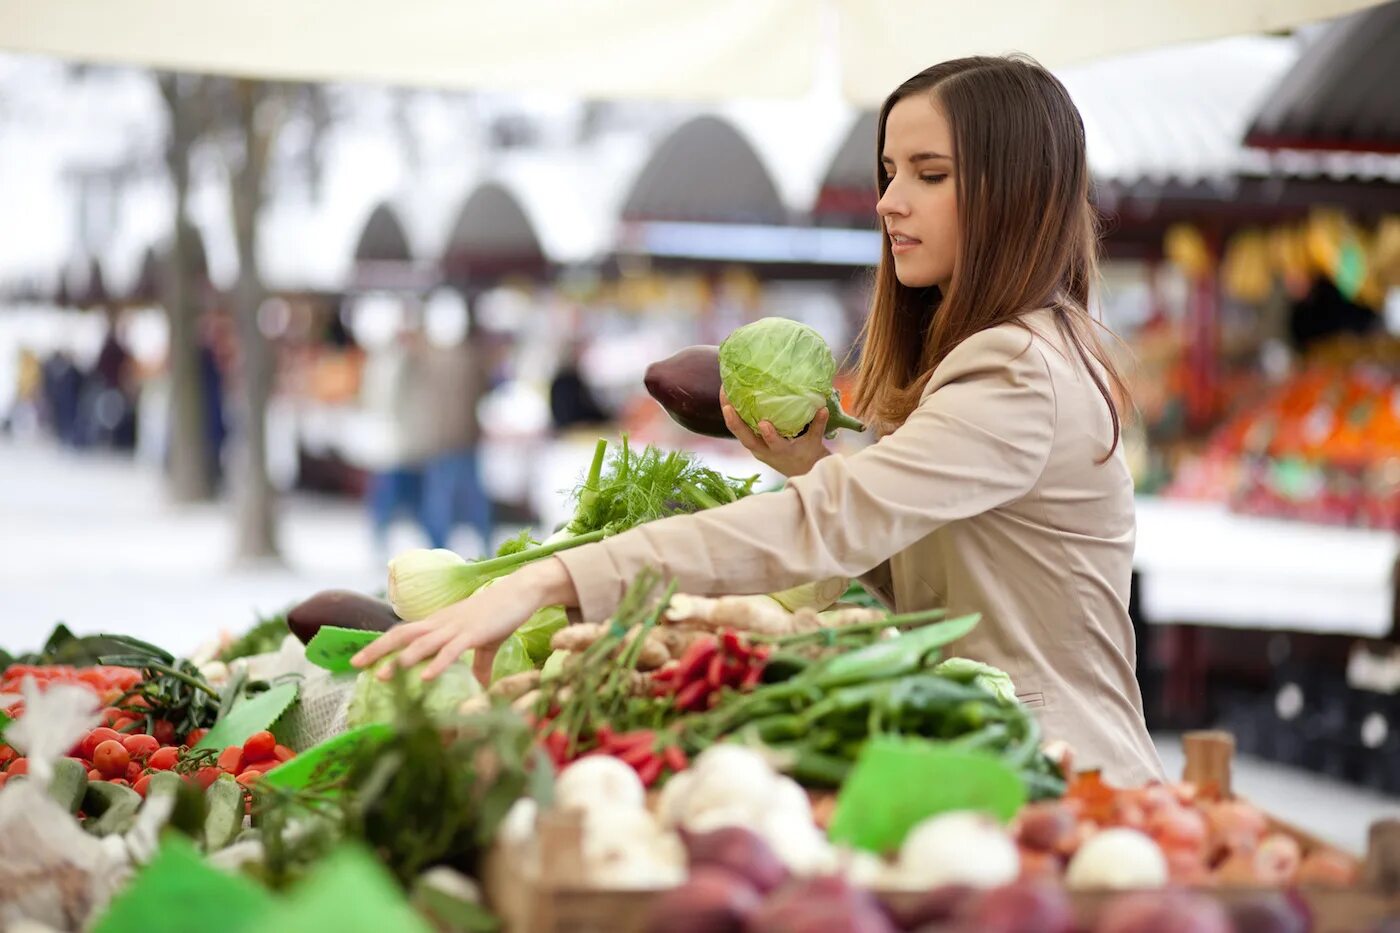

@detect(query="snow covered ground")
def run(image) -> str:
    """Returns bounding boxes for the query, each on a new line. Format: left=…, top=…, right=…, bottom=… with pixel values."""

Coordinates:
left=1, top=437, right=1395, bottom=852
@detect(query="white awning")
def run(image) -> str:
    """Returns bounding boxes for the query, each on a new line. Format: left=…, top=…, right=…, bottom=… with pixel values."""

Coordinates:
left=0, top=0, right=1385, bottom=106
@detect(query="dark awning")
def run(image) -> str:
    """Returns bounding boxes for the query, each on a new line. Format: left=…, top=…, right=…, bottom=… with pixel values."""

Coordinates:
left=1246, top=1, right=1400, bottom=154
left=441, top=182, right=547, bottom=282
left=621, top=115, right=786, bottom=225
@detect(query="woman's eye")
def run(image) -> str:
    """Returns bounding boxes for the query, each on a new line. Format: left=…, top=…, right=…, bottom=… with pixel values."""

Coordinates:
left=921, top=174, right=948, bottom=185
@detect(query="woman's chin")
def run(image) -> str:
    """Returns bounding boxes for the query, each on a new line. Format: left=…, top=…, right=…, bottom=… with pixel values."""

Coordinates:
left=893, top=265, right=938, bottom=289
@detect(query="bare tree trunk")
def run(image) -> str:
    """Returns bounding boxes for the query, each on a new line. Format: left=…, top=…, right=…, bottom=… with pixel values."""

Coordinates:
left=158, top=74, right=215, bottom=503
left=230, top=80, right=281, bottom=563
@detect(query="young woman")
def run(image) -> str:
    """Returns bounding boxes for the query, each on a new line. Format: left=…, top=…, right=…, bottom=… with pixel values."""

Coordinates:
left=354, top=55, right=1164, bottom=786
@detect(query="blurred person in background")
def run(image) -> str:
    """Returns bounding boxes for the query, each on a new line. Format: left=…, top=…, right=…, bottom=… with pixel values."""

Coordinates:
left=79, top=308, right=138, bottom=450
left=548, top=337, right=610, bottom=432
left=419, top=331, right=494, bottom=556
left=41, top=349, right=83, bottom=446
left=360, top=308, right=435, bottom=559
left=198, top=310, right=232, bottom=489
left=3, top=346, right=43, bottom=436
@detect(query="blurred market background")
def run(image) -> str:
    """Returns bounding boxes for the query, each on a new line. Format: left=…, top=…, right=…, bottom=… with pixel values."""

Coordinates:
left=0, top=0, right=1397, bottom=845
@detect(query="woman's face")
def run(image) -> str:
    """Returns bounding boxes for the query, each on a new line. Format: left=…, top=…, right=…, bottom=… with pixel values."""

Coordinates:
left=877, top=94, right=959, bottom=291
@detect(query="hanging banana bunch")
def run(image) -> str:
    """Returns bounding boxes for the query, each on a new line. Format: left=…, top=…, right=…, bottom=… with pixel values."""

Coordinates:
left=1164, top=223, right=1214, bottom=281
left=1370, top=215, right=1400, bottom=289
left=1222, top=228, right=1273, bottom=304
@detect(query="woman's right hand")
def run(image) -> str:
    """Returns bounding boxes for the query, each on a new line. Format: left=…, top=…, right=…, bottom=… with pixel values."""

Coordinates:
left=720, top=389, right=831, bottom=478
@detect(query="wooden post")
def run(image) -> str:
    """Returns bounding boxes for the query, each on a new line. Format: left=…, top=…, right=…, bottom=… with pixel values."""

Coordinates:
left=1182, top=730, right=1235, bottom=798
left=1364, top=818, right=1400, bottom=895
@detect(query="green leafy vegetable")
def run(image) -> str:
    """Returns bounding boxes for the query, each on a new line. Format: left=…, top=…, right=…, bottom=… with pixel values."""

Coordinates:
left=516, top=606, right=568, bottom=665
left=719, top=317, right=864, bottom=438
left=346, top=654, right=481, bottom=728
left=489, top=635, right=532, bottom=683
left=934, top=657, right=1018, bottom=705
left=387, top=436, right=756, bottom=621
left=217, top=613, right=291, bottom=663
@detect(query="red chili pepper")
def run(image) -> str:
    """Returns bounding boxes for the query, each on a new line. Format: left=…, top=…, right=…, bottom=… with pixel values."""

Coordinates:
left=706, top=652, right=727, bottom=689
left=542, top=731, right=570, bottom=766
left=662, top=745, right=688, bottom=773
left=740, top=662, right=766, bottom=690
left=617, top=743, right=655, bottom=769
left=721, top=657, right=746, bottom=688
left=651, top=664, right=679, bottom=684
left=676, top=637, right=719, bottom=683
left=609, top=730, right=656, bottom=752
left=675, top=679, right=711, bottom=712
left=594, top=724, right=616, bottom=748
left=720, top=629, right=750, bottom=659
left=637, top=755, right=664, bottom=788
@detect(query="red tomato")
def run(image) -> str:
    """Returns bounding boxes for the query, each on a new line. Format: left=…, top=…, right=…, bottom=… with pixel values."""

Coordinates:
left=193, top=766, right=222, bottom=790
left=186, top=728, right=209, bottom=746
left=125, top=695, right=151, bottom=710
left=147, top=746, right=180, bottom=771
left=8, top=758, right=28, bottom=776
left=93, top=740, right=130, bottom=779
left=0, top=746, right=15, bottom=765
left=125, top=761, right=144, bottom=782
left=110, top=716, right=138, bottom=734
left=242, top=731, right=276, bottom=763
left=217, top=745, right=244, bottom=774
left=133, top=774, right=152, bottom=797
left=272, top=744, right=296, bottom=763
left=122, top=734, right=160, bottom=760
left=151, top=720, right=177, bottom=746
left=100, top=707, right=124, bottom=727
left=81, top=727, right=122, bottom=760
left=107, top=778, right=130, bottom=787
left=236, top=770, right=263, bottom=787
left=87, top=768, right=104, bottom=781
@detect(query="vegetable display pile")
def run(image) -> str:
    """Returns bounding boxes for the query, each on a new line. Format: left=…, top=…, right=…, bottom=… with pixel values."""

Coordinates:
left=513, top=570, right=1064, bottom=800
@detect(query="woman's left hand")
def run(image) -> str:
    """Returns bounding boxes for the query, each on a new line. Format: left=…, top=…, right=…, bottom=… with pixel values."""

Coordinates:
left=351, top=558, right=575, bottom=684
left=720, top=389, right=831, bottom=478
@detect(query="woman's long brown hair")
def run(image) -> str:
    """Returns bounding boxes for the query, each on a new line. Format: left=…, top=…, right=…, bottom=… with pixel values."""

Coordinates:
left=850, top=55, right=1130, bottom=457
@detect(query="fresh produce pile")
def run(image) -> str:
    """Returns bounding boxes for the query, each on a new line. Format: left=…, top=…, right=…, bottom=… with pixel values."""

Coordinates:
left=1166, top=345, right=1399, bottom=531
left=503, top=571, right=1064, bottom=799
left=1012, top=771, right=1361, bottom=891
left=0, top=664, right=141, bottom=705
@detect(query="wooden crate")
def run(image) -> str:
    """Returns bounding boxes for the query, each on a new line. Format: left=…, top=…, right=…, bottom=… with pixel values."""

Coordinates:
left=484, top=731, right=1400, bottom=933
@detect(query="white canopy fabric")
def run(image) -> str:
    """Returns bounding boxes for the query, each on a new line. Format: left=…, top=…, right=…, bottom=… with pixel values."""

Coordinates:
left=0, top=0, right=1387, bottom=106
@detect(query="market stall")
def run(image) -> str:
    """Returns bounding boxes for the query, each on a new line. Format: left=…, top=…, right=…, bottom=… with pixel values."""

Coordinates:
left=4, top=347, right=1399, bottom=929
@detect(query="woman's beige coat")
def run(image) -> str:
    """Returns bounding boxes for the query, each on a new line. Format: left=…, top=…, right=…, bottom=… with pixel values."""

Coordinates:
left=557, top=308, right=1164, bottom=786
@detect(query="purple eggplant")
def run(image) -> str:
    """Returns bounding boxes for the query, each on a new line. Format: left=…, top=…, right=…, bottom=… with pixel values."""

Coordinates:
left=645, top=345, right=733, bottom=439
left=287, top=589, right=401, bottom=645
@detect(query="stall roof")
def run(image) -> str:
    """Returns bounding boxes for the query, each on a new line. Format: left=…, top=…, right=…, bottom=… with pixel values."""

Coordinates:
left=620, top=115, right=787, bottom=225
left=441, top=181, right=545, bottom=274
left=1246, top=0, right=1400, bottom=154
left=353, top=203, right=413, bottom=263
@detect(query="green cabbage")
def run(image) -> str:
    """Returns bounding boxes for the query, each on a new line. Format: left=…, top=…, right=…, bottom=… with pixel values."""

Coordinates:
left=517, top=605, right=568, bottom=664
left=934, top=657, right=1018, bottom=706
left=490, top=634, right=533, bottom=683
left=718, top=318, right=864, bottom=438
left=346, top=652, right=483, bottom=727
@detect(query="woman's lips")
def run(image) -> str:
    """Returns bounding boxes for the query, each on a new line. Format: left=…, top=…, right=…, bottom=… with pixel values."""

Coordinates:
left=890, top=234, right=921, bottom=255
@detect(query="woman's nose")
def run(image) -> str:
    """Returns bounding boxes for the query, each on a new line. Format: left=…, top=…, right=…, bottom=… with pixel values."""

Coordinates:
left=876, top=185, right=906, bottom=221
